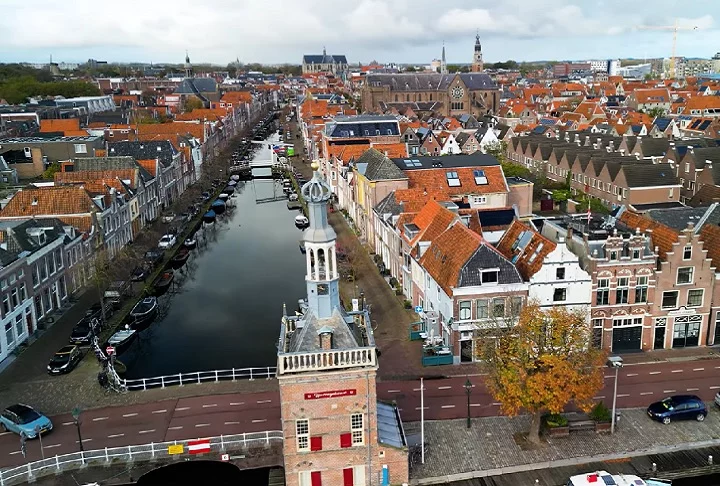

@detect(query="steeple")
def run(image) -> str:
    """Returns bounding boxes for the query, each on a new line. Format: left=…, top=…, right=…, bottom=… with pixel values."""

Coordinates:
left=440, top=41, right=448, bottom=74
left=184, top=51, right=192, bottom=78
left=322, top=46, right=327, bottom=59
left=300, top=162, right=340, bottom=319
left=471, top=32, right=484, bottom=72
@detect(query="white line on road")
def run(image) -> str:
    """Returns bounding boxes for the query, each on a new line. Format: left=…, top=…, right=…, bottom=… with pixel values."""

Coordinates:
left=195, top=423, right=210, bottom=428
left=716, top=366, right=720, bottom=369
left=175, top=407, right=190, bottom=411
left=604, top=375, right=613, bottom=379
left=9, top=451, right=21, bottom=455
left=664, top=390, right=676, bottom=394
left=617, top=394, right=630, bottom=398
left=649, top=371, right=661, bottom=375
left=44, top=444, right=61, bottom=449
left=229, top=402, right=244, bottom=406
left=593, top=396, right=606, bottom=400
left=252, top=419, right=267, bottom=423
left=0, top=432, right=10, bottom=437
left=224, top=421, right=240, bottom=425
left=640, top=392, right=654, bottom=396
left=168, top=426, right=183, bottom=430
left=257, top=400, right=272, bottom=404
left=440, top=405, right=455, bottom=409
left=76, top=439, right=92, bottom=443
left=671, top=370, right=684, bottom=373
left=438, top=386, right=452, bottom=390
left=711, top=386, right=720, bottom=390
left=61, top=421, right=74, bottom=426
left=202, top=404, right=217, bottom=408
left=470, top=404, right=482, bottom=407
left=138, top=429, right=156, bottom=434
left=412, top=388, right=421, bottom=391
left=491, top=402, right=501, bottom=406
left=387, top=389, right=401, bottom=393
left=626, top=373, right=638, bottom=377
left=92, top=417, right=109, bottom=421
left=152, top=409, right=167, bottom=414
left=108, top=434, right=125, bottom=439
left=694, top=368, right=705, bottom=371
left=122, top=413, right=138, bottom=418
left=415, top=407, right=430, bottom=410
left=687, top=388, right=700, bottom=391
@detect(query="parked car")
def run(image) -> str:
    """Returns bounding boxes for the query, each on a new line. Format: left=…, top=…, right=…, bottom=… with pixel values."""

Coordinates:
left=0, top=404, right=53, bottom=438
left=158, top=234, right=177, bottom=249
left=161, top=212, right=176, bottom=224
left=69, top=316, right=100, bottom=345
left=84, top=301, right=113, bottom=325
left=131, top=264, right=151, bottom=282
left=647, top=395, right=707, bottom=424
left=144, top=248, right=165, bottom=268
left=715, top=391, right=720, bottom=408
left=47, top=345, right=82, bottom=375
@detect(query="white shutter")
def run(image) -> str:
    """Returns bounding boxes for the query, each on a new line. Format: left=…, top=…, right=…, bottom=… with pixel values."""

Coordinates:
left=353, top=465, right=366, bottom=486
left=299, top=471, right=311, bottom=486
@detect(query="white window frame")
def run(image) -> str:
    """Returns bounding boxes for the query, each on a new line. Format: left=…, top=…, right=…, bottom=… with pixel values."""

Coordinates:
left=296, top=419, right=309, bottom=452
left=351, top=413, right=364, bottom=446
left=677, top=266, right=694, bottom=285
left=73, top=144, right=87, bottom=154
left=662, top=290, right=678, bottom=309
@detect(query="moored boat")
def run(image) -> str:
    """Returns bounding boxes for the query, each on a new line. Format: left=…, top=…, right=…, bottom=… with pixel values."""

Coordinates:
left=295, top=214, right=309, bottom=228
left=211, top=199, right=226, bottom=215
left=230, top=175, right=240, bottom=182
left=222, top=186, right=235, bottom=195
left=129, top=297, right=158, bottom=329
left=171, top=247, right=190, bottom=268
left=217, top=193, right=229, bottom=201
left=227, top=180, right=238, bottom=186
left=152, top=270, right=174, bottom=296
left=184, top=237, right=197, bottom=249
left=203, top=209, right=216, bottom=224
left=106, top=326, right=137, bottom=353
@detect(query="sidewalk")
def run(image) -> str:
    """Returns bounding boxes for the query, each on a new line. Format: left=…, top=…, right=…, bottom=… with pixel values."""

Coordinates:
left=406, top=406, right=720, bottom=484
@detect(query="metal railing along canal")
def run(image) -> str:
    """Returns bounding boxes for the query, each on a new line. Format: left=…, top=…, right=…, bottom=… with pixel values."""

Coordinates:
left=121, top=366, right=277, bottom=391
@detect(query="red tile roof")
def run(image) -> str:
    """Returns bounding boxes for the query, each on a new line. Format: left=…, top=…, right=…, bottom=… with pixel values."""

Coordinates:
left=406, top=166, right=507, bottom=197
left=495, top=220, right=556, bottom=280
left=619, top=210, right=679, bottom=259
left=1, top=186, right=98, bottom=218
left=54, top=169, right=138, bottom=192
left=419, top=221, right=482, bottom=295
left=39, top=119, right=80, bottom=134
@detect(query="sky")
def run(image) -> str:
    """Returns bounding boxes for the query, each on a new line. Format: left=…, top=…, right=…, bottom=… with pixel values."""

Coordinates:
left=1, top=0, right=718, bottom=66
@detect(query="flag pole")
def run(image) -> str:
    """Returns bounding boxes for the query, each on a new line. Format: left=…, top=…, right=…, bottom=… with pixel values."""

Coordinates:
left=420, top=377, right=425, bottom=464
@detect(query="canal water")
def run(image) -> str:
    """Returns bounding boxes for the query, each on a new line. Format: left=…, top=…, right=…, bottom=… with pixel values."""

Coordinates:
left=120, top=137, right=307, bottom=378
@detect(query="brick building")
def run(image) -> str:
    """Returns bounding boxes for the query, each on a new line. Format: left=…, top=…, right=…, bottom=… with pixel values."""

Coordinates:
left=277, top=164, right=408, bottom=486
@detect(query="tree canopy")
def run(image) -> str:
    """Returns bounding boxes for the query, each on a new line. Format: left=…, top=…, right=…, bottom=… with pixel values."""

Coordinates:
left=479, top=303, right=607, bottom=443
left=0, top=76, right=100, bottom=104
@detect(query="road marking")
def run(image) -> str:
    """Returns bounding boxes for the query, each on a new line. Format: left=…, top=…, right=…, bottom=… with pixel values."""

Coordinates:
left=108, top=434, right=124, bottom=439
left=491, top=402, right=501, bottom=406
left=671, top=369, right=683, bottom=373
left=229, top=402, right=245, bottom=406
left=415, top=407, right=430, bottom=410
left=604, top=375, right=614, bottom=379
left=440, top=405, right=455, bottom=409
left=412, top=388, right=421, bottom=391
left=138, top=429, right=156, bottom=434
left=44, top=444, right=61, bottom=449
left=626, top=373, right=638, bottom=377
left=664, top=390, right=676, bottom=394
left=438, top=386, right=452, bottom=390
left=92, top=417, right=109, bottom=421
left=76, top=439, right=92, bottom=443
left=0, top=432, right=10, bottom=437
left=202, top=404, right=217, bottom=408
left=122, top=413, right=138, bottom=418
left=716, top=366, right=720, bottom=370
left=687, top=388, right=700, bottom=391
left=252, top=419, right=267, bottom=423
left=617, top=394, right=630, bottom=398
left=640, top=392, right=654, bottom=396
left=593, top=395, right=606, bottom=400
left=168, top=426, right=183, bottom=431
left=256, top=400, right=272, bottom=404
left=62, top=421, right=74, bottom=426
left=470, top=404, right=481, bottom=407
left=224, top=421, right=240, bottom=425
left=195, top=423, right=210, bottom=428
left=387, top=389, right=401, bottom=393
left=9, top=451, right=21, bottom=455
left=693, top=368, right=705, bottom=372
left=649, top=371, right=661, bottom=375
left=711, top=386, right=720, bottom=390
left=175, top=407, right=190, bottom=411
left=152, top=409, right=167, bottom=414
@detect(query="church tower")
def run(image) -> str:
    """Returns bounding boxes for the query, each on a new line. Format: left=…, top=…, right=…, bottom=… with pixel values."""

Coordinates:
left=184, top=51, right=192, bottom=78
left=471, top=33, right=483, bottom=72
left=440, top=42, right=448, bottom=74
left=276, top=163, right=408, bottom=486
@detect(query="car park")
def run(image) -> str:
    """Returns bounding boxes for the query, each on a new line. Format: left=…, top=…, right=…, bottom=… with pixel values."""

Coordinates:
left=47, top=345, right=82, bottom=375
left=0, top=404, right=53, bottom=438
left=647, top=395, right=707, bottom=424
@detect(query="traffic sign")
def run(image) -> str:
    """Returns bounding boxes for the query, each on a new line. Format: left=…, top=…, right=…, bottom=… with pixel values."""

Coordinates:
left=105, top=346, right=115, bottom=356
left=414, top=306, right=423, bottom=313
left=168, top=444, right=184, bottom=455
left=221, top=453, right=230, bottom=461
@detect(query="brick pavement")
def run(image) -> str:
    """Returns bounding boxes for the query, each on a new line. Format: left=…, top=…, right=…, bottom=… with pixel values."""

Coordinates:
left=405, top=406, right=720, bottom=482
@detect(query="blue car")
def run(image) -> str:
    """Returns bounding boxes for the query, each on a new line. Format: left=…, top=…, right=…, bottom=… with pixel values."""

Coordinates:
left=647, top=395, right=707, bottom=424
left=0, top=404, right=53, bottom=438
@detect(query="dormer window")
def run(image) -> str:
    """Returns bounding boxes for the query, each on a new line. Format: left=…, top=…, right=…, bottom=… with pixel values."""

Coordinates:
left=446, top=171, right=460, bottom=187
left=481, top=270, right=498, bottom=284
left=473, top=169, right=488, bottom=185
left=683, top=245, right=692, bottom=260
left=632, top=249, right=641, bottom=259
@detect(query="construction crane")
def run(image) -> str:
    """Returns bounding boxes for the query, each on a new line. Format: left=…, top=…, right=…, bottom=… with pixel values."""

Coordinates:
left=636, top=20, right=700, bottom=78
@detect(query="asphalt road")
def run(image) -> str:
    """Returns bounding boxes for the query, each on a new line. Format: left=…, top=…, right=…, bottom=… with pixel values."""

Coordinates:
left=2, top=357, right=720, bottom=468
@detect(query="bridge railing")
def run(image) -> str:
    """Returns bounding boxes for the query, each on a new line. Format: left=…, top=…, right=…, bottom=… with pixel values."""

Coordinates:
left=0, top=430, right=284, bottom=486
left=122, top=366, right=277, bottom=391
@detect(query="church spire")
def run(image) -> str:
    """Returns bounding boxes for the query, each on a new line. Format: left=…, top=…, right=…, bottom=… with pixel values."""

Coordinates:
left=471, top=33, right=484, bottom=73
left=440, top=41, right=448, bottom=74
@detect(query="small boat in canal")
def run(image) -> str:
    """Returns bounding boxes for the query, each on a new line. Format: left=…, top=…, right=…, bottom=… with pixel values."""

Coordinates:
left=221, top=186, right=235, bottom=196
left=152, top=270, right=174, bottom=296
left=184, top=237, right=197, bottom=249
left=227, top=180, right=238, bottom=186
left=295, top=215, right=309, bottom=228
left=288, top=192, right=299, bottom=201
left=230, top=175, right=240, bottom=182
left=129, top=297, right=158, bottom=329
left=106, top=326, right=137, bottom=353
left=171, top=247, right=190, bottom=268
left=203, top=209, right=216, bottom=224
left=217, top=193, right=229, bottom=201
left=211, top=199, right=226, bottom=215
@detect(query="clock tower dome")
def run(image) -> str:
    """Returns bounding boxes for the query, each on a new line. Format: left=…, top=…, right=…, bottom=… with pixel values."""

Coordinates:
left=471, top=33, right=483, bottom=72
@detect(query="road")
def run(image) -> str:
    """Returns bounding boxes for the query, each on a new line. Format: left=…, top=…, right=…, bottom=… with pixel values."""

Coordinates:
left=1, top=358, right=720, bottom=468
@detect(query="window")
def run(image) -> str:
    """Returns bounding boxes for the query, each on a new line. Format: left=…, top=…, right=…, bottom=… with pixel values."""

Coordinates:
left=351, top=413, right=364, bottom=445
left=32, top=265, right=39, bottom=287
left=609, top=251, right=617, bottom=261
left=473, top=170, right=488, bottom=185
left=15, top=314, right=23, bottom=338
left=446, top=171, right=460, bottom=187
left=10, top=288, right=18, bottom=308
left=632, top=249, right=641, bottom=260
left=2, top=294, right=9, bottom=315
left=481, top=270, right=498, bottom=284
left=296, top=419, right=309, bottom=451
left=459, top=301, right=471, bottom=320
left=635, top=276, right=648, bottom=303
left=510, top=296, right=523, bottom=315
left=73, top=144, right=87, bottom=154
left=677, top=267, right=694, bottom=285
left=472, top=195, right=487, bottom=204
left=683, top=245, right=692, bottom=260
left=39, top=261, right=47, bottom=281
left=343, top=466, right=366, bottom=486
left=662, top=291, right=678, bottom=309
left=476, top=299, right=488, bottom=318
left=556, top=267, right=565, bottom=280
left=492, top=298, right=505, bottom=318
left=553, top=288, right=567, bottom=302
left=616, top=277, right=629, bottom=304
left=591, top=319, right=603, bottom=349
left=688, top=289, right=704, bottom=307
left=5, top=322, right=13, bottom=346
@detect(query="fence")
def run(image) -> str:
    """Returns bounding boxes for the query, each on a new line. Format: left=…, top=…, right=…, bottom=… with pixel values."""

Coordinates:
left=122, top=366, right=277, bottom=391
left=0, top=431, right=283, bottom=486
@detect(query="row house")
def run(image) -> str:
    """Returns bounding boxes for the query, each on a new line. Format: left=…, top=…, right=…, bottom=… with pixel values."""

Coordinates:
left=0, top=249, right=34, bottom=363
left=0, top=135, right=104, bottom=178
left=664, top=142, right=720, bottom=204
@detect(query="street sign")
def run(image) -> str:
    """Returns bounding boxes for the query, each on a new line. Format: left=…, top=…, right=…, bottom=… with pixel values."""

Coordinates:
left=414, top=306, right=423, bottom=313
left=221, top=453, right=230, bottom=461
left=105, top=346, right=115, bottom=356
left=168, top=444, right=184, bottom=455
left=188, top=439, right=211, bottom=454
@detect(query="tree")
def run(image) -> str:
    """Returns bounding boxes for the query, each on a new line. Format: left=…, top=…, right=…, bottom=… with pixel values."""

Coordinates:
left=42, top=162, right=61, bottom=180
left=479, top=303, right=607, bottom=444
left=647, top=107, right=666, bottom=119
left=183, top=96, right=204, bottom=113
left=404, top=66, right=417, bottom=73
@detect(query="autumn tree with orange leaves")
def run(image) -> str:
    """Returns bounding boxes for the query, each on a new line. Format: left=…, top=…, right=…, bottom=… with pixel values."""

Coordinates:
left=479, top=303, right=607, bottom=444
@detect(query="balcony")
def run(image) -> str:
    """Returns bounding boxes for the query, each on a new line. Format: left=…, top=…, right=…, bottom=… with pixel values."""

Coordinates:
left=278, top=347, right=376, bottom=374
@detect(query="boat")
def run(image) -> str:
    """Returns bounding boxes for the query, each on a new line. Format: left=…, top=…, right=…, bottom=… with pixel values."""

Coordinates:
left=106, top=326, right=137, bottom=353
left=171, top=247, right=190, bottom=268
left=567, top=471, right=671, bottom=486
left=221, top=186, right=235, bottom=195
left=288, top=193, right=299, bottom=201
left=230, top=175, right=240, bottom=181
left=211, top=199, right=226, bottom=215
left=217, top=193, right=229, bottom=201
left=227, top=180, right=238, bottom=186
left=152, top=270, right=174, bottom=296
left=129, top=297, right=158, bottom=329
left=184, top=237, right=197, bottom=249
left=203, top=209, right=216, bottom=224
left=295, top=215, right=309, bottom=228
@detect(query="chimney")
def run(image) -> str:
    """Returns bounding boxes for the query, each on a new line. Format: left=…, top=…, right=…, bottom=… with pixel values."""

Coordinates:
left=564, top=132, right=570, bottom=142
left=584, top=135, right=590, bottom=146
left=706, top=159, right=713, bottom=168
left=574, top=133, right=580, bottom=143
left=318, top=327, right=334, bottom=350
left=608, top=140, right=615, bottom=151
left=688, top=145, right=694, bottom=154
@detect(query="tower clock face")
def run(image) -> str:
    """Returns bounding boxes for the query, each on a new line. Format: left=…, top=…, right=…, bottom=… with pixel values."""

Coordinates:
left=451, top=86, right=464, bottom=99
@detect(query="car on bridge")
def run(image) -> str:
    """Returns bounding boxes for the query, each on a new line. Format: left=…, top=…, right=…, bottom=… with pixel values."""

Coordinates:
left=0, top=404, right=53, bottom=438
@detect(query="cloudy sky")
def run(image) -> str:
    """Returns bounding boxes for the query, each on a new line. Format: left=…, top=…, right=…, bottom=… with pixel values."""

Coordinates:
left=1, top=0, right=717, bottom=65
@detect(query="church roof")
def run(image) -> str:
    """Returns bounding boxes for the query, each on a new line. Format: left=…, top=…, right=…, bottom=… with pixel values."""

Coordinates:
left=365, top=73, right=496, bottom=91
left=303, top=54, right=348, bottom=64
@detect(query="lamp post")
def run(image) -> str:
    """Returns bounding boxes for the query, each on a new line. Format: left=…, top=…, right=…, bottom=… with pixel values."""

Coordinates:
left=607, top=356, right=623, bottom=434
left=464, top=378, right=472, bottom=429
left=71, top=406, right=83, bottom=452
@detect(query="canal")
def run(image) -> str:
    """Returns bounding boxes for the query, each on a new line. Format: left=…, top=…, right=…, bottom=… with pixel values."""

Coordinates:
left=120, top=137, right=307, bottom=378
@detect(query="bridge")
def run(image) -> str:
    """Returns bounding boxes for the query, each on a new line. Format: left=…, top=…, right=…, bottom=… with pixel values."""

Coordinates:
left=0, top=431, right=284, bottom=486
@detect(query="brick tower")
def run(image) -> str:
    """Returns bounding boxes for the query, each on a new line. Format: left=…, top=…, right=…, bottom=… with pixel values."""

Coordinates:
left=471, top=33, right=483, bottom=72
left=277, top=162, right=408, bottom=486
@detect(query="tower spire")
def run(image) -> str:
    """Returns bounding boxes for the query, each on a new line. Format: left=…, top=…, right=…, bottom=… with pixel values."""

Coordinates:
left=440, top=41, right=447, bottom=74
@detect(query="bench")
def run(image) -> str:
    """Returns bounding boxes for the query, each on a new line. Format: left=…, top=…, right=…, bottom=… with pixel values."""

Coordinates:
left=568, top=419, right=596, bottom=432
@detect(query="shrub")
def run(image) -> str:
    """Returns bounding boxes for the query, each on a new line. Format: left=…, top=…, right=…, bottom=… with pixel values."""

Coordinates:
left=403, top=300, right=412, bottom=309
left=544, top=413, right=568, bottom=428
left=395, top=286, right=403, bottom=296
left=389, top=277, right=398, bottom=287
left=589, top=402, right=612, bottom=423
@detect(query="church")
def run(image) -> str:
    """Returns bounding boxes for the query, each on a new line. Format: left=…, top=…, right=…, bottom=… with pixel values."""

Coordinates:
left=361, top=35, right=498, bottom=118
left=276, top=163, right=408, bottom=486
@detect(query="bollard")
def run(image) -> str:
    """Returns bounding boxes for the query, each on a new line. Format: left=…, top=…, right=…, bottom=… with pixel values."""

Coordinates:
left=710, top=455, right=713, bottom=465
left=652, top=463, right=657, bottom=472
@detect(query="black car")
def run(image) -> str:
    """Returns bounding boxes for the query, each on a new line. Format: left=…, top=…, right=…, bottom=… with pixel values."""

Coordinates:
left=85, top=301, right=113, bottom=322
left=131, top=264, right=151, bottom=282
left=47, top=345, right=82, bottom=375
left=69, top=317, right=100, bottom=345
left=647, top=395, right=708, bottom=424
left=144, top=248, right=165, bottom=268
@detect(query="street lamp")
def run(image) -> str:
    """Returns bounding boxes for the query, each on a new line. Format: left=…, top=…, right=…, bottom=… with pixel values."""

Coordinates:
left=607, top=356, right=623, bottom=434
left=464, top=378, right=473, bottom=429
left=71, top=406, right=84, bottom=452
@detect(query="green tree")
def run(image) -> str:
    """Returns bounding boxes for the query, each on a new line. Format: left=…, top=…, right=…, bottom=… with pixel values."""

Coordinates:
left=183, top=96, right=204, bottom=113
left=404, top=66, right=417, bottom=72
left=647, top=107, right=666, bottom=119
left=42, top=162, right=61, bottom=180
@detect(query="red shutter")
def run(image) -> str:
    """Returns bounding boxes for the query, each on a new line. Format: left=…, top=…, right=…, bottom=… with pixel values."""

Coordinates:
left=340, top=433, right=352, bottom=448
left=310, top=436, right=322, bottom=451
left=311, top=471, right=322, bottom=486
left=343, top=468, right=354, bottom=486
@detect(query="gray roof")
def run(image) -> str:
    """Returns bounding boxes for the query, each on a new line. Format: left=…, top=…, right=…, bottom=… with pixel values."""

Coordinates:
left=637, top=138, right=670, bottom=157
left=459, top=244, right=523, bottom=287
left=357, top=149, right=407, bottom=181
left=4, top=218, right=65, bottom=254
left=621, top=163, right=678, bottom=188
left=288, top=308, right=359, bottom=353
left=0, top=248, right=17, bottom=267
left=374, top=192, right=403, bottom=218
left=376, top=402, right=406, bottom=449
left=175, top=78, right=218, bottom=94
left=108, top=141, right=177, bottom=168
left=366, top=73, right=497, bottom=92
left=390, top=153, right=499, bottom=171
left=690, top=147, right=720, bottom=169
left=303, top=54, right=348, bottom=64
left=646, top=204, right=720, bottom=231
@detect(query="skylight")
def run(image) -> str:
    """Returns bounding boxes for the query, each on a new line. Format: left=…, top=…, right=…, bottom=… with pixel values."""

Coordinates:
left=403, top=159, right=422, bottom=168
left=446, top=171, right=461, bottom=187
left=473, top=169, right=488, bottom=185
